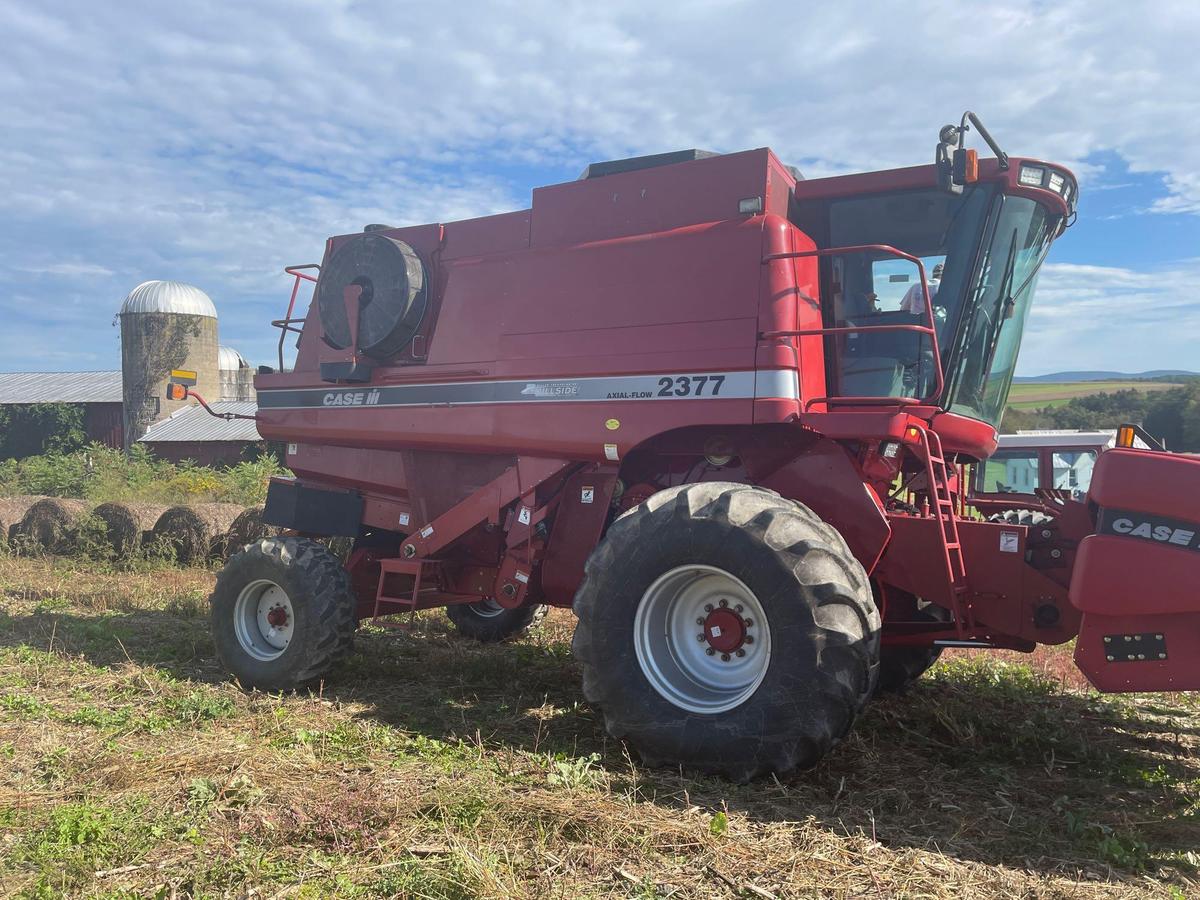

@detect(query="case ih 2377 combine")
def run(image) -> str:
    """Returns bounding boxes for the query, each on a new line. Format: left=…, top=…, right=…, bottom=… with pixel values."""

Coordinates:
left=182, top=114, right=1200, bottom=780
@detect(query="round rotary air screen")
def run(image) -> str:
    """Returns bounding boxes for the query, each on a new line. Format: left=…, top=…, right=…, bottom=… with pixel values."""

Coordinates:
left=317, top=233, right=428, bottom=360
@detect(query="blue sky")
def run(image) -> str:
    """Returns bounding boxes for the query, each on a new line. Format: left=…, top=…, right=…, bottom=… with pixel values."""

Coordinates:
left=1, top=1, right=1197, bottom=377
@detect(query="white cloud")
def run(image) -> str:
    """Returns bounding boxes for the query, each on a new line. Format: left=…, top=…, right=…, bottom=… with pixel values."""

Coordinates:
left=1018, top=261, right=1200, bottom=374
left=0, top=1, right=1198, bottom=371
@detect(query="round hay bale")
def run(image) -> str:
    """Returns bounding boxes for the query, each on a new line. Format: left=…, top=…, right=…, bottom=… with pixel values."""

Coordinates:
left=151, top=503, right=244, bottom=565
left=225, top=506, right=280, bottom=554
left=14, top=498, right=88, bottom=554
left=0, top=495, right=48, bottom=544
left=91, top=502, right=169, bottom=558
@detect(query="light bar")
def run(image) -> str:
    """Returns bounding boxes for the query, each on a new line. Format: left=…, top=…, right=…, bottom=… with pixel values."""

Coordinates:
left=1018, top=165, right=1046, bottom=187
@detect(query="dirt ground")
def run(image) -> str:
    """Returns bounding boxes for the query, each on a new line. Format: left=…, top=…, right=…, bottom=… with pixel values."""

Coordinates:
left=1, top=554, right=1197, bottom=898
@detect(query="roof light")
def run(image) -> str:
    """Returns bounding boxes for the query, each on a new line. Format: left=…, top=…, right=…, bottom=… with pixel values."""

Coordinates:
left=738, top=196, right=763, bottom=214
left=1048, top=172, right=1065, bottom=194
left=1019, top=165, right=1046, bottom=187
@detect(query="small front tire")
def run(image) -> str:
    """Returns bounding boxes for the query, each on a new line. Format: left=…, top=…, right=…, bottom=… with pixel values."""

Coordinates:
left=446, top=600, right=545, bottom=642
left=211, top=537, right=357, bottom=691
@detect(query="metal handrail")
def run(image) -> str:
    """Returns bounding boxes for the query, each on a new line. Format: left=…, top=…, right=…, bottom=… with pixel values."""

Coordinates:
left=761, top=243, right=944, bottom=412
left=273, top=265, right=321, bottom=371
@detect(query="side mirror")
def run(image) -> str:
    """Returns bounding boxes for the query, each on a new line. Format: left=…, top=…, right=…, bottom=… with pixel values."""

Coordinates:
left=953, top=147, right=979, bottom=185
left=936, top=139, right=960, bottom=195
left=936, top=111, right=1007, bottom=195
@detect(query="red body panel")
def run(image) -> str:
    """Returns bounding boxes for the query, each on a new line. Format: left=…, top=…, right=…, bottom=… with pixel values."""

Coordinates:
left=1089, top=447, right=1200, bottom=522
left=1069, top=448, right=1200, bottom=691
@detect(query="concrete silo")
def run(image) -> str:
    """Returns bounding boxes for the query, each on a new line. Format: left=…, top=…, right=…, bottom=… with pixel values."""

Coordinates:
left=119, top=281, right=220, bottom=448
left=218, top=344, right=255, bottom=401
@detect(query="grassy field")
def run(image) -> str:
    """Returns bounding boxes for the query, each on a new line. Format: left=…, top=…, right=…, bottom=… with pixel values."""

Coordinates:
left=1, top=555, right=1198, bottom=898
left=1007, top=381, right=1181, bottom=411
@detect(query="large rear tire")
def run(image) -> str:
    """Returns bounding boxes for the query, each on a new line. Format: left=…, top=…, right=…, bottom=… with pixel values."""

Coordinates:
left=211, top=537, right=357, bottom=691
left=446, top=600, right=545, bottom=642
left=572, top=482, right=880, bottom=782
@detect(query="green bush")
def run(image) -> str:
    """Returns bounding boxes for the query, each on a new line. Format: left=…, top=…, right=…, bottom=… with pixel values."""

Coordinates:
left=0, top=404, right=89, bottom=459
left=0, top=443, right=287, bottom=507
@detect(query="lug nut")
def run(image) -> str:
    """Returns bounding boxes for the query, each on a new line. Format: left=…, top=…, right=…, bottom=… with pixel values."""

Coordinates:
left=719, top=599, right=728, bottom=607
left=721, top=653, right=731, bottom=662
left=704, top=604, right=713, bottom=612
left=697, top=634, right=706, bottom=642
left=705, top=647, right=715, bottom=656
left=735, top=604, right=744, bottom=613
left=744, top=636, right=754, bottom=644
left=696, top=617, right=705, bottom=625
left=745, top=619, right=754, bottom=628
left=736, top=649, right=746, bottom=658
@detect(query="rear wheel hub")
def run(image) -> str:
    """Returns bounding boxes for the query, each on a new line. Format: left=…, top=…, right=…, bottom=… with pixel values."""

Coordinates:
left=633, top=564, right=771, bottom=714
left=702, top=607, right=746, bottom=653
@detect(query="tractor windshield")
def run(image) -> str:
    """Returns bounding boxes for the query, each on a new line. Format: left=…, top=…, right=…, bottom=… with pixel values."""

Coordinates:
left=944, top=195, right=1057, bottom=425
left=822, top=185, right=1061, bottom=428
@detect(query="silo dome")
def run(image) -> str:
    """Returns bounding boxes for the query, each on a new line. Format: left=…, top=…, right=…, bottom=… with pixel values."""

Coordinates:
left=218, top=345, right=249, bottom=371
left=120, top=281, right=217, bottom=318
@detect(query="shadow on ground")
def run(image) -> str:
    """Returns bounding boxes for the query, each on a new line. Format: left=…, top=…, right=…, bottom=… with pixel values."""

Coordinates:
left=3, top=600, right=1198, bottom=881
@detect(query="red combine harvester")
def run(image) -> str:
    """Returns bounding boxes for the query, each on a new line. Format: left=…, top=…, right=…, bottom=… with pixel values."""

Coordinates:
left=185, top=113, right=1200, bottom=780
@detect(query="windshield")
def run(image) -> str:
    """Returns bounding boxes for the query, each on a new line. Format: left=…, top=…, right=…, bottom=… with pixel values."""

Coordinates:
left=825, top=187, right=994, bottom=400
left=946, top=196, right=1057, bottom=426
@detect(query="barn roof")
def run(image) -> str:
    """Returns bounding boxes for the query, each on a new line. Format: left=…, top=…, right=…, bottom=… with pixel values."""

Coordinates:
left=138, top=401, right=261, bottom=443
left=0, top=371, right=123, bottom=404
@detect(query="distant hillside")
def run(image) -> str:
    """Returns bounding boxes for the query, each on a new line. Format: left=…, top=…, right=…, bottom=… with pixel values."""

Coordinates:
left=1013, top=370, right=1198, bottom=383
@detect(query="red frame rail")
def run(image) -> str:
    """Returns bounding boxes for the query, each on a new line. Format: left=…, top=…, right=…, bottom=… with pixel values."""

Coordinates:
left=760, top=244, right=944, bottom=412
left=272, top=264, right=321, bottom=371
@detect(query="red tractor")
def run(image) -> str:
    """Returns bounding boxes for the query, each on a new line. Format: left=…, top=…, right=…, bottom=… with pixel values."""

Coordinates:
left=192, top=113, right=1200, bottom=781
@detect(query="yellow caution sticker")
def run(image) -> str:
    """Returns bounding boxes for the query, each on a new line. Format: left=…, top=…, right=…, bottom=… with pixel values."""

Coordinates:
left=169, top=369, right=198, bottom=386
left=605, top=418, right=621, bottom=431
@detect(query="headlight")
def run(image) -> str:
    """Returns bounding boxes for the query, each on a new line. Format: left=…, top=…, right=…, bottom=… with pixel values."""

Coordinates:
left=1019, top=165, right=1046, bottom=187
left=1048, top=172, right=1065, bottom=194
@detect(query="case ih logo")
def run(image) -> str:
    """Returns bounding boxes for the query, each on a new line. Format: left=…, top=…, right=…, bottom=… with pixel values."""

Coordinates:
left=322, top=390, right=382, bottom=407
left=1098, top=508, right=1200, bottom=551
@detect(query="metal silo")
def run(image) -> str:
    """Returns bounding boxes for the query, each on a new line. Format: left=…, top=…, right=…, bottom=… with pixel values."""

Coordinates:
left=218, top=344, right=255, bottom=401
left=119, top=281, right=220, bottom=448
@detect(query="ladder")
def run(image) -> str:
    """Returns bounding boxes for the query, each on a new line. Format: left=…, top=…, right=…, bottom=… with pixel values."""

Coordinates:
left=915, top=424, right=972, bottom=636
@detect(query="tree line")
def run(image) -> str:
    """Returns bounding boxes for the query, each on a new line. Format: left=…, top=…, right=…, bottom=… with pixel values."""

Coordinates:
left=1003, top=382, right=1200, bottom=451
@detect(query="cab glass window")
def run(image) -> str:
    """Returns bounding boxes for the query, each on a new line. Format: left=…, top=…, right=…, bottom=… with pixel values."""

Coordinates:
left=825, top=187, right=992, bottom=400
left=979, top=449, right=1040, bottom=494
left=1052, top=449, right=1098, bottom=496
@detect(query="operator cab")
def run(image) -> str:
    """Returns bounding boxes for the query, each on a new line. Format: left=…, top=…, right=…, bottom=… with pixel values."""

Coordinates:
left=791, top=118, right=1077, bottom=446
left=971, top=429, right=1117, bottom=514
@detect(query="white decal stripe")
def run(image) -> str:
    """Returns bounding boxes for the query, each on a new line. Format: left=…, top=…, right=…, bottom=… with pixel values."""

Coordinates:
left=257, top=370, right=785, bottom=410
left=754, top=369, right=800, bottom=401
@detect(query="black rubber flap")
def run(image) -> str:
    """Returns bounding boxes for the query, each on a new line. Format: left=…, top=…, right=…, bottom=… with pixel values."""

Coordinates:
left=318, top=233, right=428, bottom=359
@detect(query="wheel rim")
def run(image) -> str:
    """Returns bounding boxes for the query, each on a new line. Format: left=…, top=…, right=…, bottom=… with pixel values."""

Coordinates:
left=469, top=599, right=507, bottom=619
left=234, top=579, right=295, bottom=662
left=634, top=564, right=771, bottom=714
